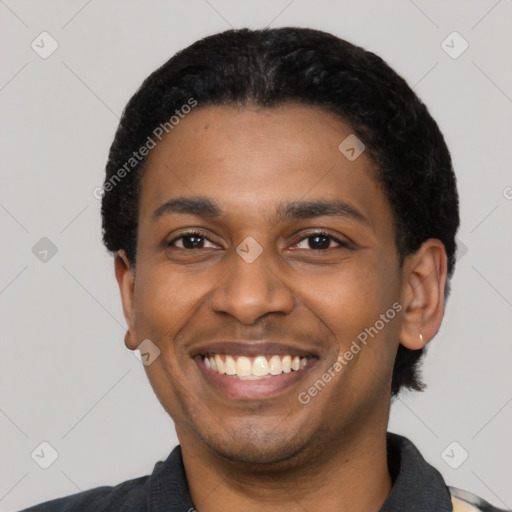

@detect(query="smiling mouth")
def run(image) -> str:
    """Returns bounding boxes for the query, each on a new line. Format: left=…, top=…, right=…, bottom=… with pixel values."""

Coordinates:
left=202, top=354, right=310, bottom=379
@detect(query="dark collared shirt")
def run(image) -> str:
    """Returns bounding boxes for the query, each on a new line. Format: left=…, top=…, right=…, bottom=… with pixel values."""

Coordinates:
left=19, top=432, right=502, bottom=511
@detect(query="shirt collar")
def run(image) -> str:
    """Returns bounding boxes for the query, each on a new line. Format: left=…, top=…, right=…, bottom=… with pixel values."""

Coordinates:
left=147, top=446, right=195, bottom=512
left=147, top=432, right=453, bottom=511
left=380, top=432, right=453, bottom=511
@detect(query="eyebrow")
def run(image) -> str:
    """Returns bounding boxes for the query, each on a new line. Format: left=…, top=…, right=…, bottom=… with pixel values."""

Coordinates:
left=152, top=196, right=369, bottom=225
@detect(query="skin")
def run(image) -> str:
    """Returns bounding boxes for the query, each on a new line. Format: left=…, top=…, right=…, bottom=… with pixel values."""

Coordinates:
left=115, top=103, right=447, bottom=512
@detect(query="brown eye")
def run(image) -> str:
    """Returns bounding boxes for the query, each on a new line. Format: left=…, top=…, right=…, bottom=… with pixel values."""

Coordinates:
left=291, top=232, right=349, bottom=250
left=167, top=231, right=217, bottom=249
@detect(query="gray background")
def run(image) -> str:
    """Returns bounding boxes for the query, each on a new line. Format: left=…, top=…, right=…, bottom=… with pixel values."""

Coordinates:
left=1, top=1, right=511, bottom=510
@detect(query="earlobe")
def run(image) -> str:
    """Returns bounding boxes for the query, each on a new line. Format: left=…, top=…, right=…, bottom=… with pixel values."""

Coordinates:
left=398, top=239, right=448, bottom=351
left=114, top=250, right=138, bottom=350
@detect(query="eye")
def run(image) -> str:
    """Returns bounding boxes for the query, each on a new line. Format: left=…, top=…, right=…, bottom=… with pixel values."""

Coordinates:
left=167, top=230, right=349, bottom=251
left=290, top=231, right=349, bottom=250
left=167, top=231, right=218, bottom=249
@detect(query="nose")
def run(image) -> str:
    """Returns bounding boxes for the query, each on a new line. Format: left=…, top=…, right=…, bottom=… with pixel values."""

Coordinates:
left=209, top=248, right=295, bottom=325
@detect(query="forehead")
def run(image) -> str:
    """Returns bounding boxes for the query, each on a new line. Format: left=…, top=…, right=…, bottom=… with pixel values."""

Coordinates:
left=139, top=103, right=391, bottom=229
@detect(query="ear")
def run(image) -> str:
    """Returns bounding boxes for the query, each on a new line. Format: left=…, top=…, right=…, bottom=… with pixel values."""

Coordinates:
left=114, top=250, right=138, bottom=350
left=398, top=239, right=448, bottom=350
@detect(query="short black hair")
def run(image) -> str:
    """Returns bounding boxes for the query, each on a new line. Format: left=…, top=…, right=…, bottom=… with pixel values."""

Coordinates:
left=101, top=27, right=460, bottom=396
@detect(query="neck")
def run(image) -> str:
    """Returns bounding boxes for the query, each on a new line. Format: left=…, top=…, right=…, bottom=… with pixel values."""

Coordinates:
left=179, top=425, right=392, bottom=512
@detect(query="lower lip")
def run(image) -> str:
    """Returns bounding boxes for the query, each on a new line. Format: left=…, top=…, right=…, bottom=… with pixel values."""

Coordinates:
left=195, top=356, right=318, bottom=400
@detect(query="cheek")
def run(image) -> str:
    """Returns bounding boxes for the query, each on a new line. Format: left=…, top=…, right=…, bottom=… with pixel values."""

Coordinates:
left=132, top=262, right=223, bottom=341
left=303, top=260, right=391, bottom=334
left=310, top=255, right=401, bottom=374
left=131, top=267, right=209, bottom=418
left=308, top=274, right=400, bottom=420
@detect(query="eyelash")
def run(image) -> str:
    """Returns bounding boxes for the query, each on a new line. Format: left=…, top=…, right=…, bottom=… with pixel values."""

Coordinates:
left=167, top=230, right=350, bottom=250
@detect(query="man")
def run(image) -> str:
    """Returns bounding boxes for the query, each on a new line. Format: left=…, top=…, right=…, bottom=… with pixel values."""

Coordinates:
left=20, top=27, right=508, bottom=511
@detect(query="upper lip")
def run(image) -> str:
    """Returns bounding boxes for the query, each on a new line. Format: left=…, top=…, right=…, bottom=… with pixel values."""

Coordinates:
left=189, top=341, right=319, bottom=359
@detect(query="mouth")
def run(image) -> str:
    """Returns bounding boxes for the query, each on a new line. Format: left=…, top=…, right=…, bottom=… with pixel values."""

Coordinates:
left=192, top=345, right=319, bottom=400
left=202, top=353, right=309, bottom=378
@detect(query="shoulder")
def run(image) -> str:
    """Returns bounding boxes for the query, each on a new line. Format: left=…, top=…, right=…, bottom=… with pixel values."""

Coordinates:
left=450, top=486, right=511, bottom=512
left=17, top=473, right=152, bottom=512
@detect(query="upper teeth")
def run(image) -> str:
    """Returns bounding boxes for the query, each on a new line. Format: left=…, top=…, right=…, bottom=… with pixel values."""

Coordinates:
left=203, top=354, right=308, bottom=378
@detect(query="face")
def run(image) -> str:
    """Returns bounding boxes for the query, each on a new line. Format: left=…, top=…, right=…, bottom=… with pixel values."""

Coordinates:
left=118, top=103, right=407, bottom=466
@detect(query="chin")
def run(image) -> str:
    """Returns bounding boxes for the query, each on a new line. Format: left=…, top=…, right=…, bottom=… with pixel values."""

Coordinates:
left=201, top=425, right=310, bottom=467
